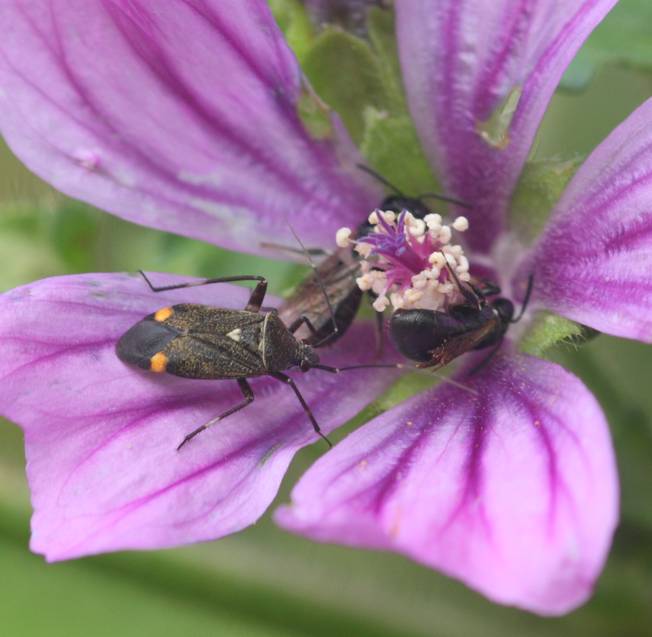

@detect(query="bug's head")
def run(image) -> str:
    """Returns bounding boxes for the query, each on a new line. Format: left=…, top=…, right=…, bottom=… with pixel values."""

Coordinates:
left=493, top=298, right=515, bottom=324
left=298, top=342, right=320, bottom=372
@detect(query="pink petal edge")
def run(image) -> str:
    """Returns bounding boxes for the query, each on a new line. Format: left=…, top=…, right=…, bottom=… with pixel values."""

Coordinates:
left=276, top=353, right=618, bottom=615
left=396, top=0, right=618, bottom=252
left=0, top=273, right=397, bottom=560
left=524, top=96, right=652, bottom=343
left=0, top=0, right=377, bottom=254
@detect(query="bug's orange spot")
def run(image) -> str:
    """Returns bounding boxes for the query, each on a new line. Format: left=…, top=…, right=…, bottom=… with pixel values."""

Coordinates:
left=150, top=352, right=168, bottom=373
left=154, top=306, right=174, bottom=322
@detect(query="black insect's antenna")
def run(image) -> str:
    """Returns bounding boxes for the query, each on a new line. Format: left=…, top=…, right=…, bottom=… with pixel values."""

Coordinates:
left=417, top=192, right=472, bottom=209
left=287, top=224, right=339, bottom=345
left=313, top=362, right=404, bottom=373
left=440, top=251, right=483, bottom=309
left=510, top=274, right=534, bottom=323
left=357, top=164, right=472, bottom=209
left=357, top=163, right=404, bottom=195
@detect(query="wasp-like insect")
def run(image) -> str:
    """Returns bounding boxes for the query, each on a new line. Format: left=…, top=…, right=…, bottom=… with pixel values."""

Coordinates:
left=389, top=263, right=533, bottom=370
left=117, top=272, right=394, bottom=450
left=277, top=166, right=469, bottom=347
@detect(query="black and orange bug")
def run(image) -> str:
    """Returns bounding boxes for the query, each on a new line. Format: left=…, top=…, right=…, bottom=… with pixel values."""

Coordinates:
left=116, top=272, right=396, bottom=450
left=389, top=261, right=534, bottom=370
left=277, top=166, right=470, bottom=348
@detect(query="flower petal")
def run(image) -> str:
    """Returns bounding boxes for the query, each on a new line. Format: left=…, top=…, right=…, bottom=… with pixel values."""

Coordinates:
left=525, top=97, right=652, bottom=342
left=0, top=0, right=377, bottom=253
left=0, top=273, right=396, bottom=560
left=277, top=354, right=618, bottom=615
left=396, top=0, right=617, bottom=252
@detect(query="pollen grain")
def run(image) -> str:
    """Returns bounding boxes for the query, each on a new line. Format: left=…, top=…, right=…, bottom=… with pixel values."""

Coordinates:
left=150, top=351, right=168, bottom=373
left=154, top=306, right=174, bottom=322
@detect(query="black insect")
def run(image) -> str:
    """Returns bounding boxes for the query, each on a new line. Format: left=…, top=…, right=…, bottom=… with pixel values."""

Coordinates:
left=276, top=166, right=470, bottom=348
left=116, top=273, right=392, bottom=450
left=389, top=264, right=533, bottom=370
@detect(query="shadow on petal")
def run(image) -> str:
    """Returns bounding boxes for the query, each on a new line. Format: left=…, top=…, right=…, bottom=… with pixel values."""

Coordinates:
left=276, top=353, right=618, bottom=615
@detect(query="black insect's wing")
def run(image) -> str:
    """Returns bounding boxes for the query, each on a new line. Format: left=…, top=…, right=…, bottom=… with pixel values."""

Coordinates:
left=423, top=316, right=500, bottom=369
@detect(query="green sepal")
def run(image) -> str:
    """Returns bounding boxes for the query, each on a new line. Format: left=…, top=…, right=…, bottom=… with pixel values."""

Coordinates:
left=510, top=156, right=583, bottom=241
left=360, top=109, right=438, bottom=197
left=301, top=27, right=392, bottom=144
left=520, top=311, right=599, bottom=358
left=268, top=0, right=315, bottom=62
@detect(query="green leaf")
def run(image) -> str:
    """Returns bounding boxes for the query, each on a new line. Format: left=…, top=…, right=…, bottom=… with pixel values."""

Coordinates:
left=268, top=0, right=315, bottom=62
left=360, top=109, right=438, bottom=196
left=510, top=156, right=582, bottom=241
left=520, top=312, right=599, bottom=358
left=560, top=1, right=652, bottom=91
left=302, top=28, right=392, bottom=144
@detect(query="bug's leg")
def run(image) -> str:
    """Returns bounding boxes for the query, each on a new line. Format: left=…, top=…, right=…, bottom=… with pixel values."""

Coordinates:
left=270, top=372, right=332, bottom=448
left=139, top=271, right=267, bottom=296
left=176, top=379, right=254, bottom=451
left=244, top=279, right=268, bottom=313
left=440, top=253, right=482, bottom=308
left=288, top=315, right=321, bottom=336
left=313, top=363, right=403, bottom=373
left=372, top=297, right=385, bottom=358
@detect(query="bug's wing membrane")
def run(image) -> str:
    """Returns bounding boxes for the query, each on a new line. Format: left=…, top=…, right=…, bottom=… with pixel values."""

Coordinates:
left=422, top=317, right=501, bottom=369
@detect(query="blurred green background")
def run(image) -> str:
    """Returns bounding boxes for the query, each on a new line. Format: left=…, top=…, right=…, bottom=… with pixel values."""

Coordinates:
left=1, top=3, right=652, bottom=636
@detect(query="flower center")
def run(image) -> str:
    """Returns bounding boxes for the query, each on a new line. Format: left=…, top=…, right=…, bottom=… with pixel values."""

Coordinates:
left=337, top=210, right=471, bottom=312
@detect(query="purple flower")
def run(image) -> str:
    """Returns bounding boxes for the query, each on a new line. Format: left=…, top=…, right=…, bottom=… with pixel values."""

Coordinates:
left=0, top=0, right=648, bottom=616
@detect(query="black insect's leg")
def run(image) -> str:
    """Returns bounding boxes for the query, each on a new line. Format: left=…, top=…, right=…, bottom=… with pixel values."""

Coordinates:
left=313, top=363, right=403, bottom=373
left=270, top=372, right=332, bottom=448
left=511, top=274, right=535, bottom=323
left=288, top=315, right=321, bottom=336
left=440, top=253, right=483, bottom=308
left=177, top=379, right=254, bottom=451
left=139, top=271, right=267, bottom=297
left=244, top=279, right=268, bottom=313
left=373, top=303, right=385, bottom=358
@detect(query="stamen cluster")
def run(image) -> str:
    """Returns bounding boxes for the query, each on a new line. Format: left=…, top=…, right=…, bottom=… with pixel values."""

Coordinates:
left=337, top=210, right=471, bottom=312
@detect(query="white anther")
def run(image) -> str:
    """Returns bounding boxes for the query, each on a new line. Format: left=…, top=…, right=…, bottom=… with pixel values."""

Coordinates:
left=411, top=273, right=428, bottom=289
left=438, top=225, right=452, bottom=244
left=428, top=252, right=446, bottom=267
left=356, top=275, right=372, bottom=291
left=380, top=210, right=396, bottom=224
left=405, top=289, right=424, bottom=304
left=373, top=296, right=390, bottom=312
left=457, top=255, right=470, bottom=272
left=408, top=219, right=426, bottom=237
left=445, top=244, right=463, bottom=258
left=439, top=282, right=454, bottom=294
left=453, top=216, right=469, bottom=232
left=368, top=210, right=379, bottom=225
left=424, top=213, right=442, bottom=229
left=335, top=227, right=352, bottom=248
left=354, top=242, right=373, bottom=258
left=445, top=252, right=456, bottom=266
left=389, top=292, right=405, bottom=310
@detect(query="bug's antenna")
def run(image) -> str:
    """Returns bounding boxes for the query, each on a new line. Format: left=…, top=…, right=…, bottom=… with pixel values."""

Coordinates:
left=357, top=164, right=405, bottom=196
left=417, top=192, right=472, bottom=209
left=287, top=224, right=339, bottom=343
left=511, top=274, right=534, bottom=323
left=440, top=251, right=483, bottom=309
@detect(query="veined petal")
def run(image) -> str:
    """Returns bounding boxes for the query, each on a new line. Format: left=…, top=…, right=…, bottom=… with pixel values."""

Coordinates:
left=277, top=354, right=618, bottom=615
left=0, top=0, right=377, bottom=253
left=525, top=97, right=652, bottom=342
left=396, top=0, right=617, bottom=252
left=0, top=273, right=395, bottom=561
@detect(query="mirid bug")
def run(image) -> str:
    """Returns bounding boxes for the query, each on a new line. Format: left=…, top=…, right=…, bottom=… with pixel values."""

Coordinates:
left=389, top=264, right=534, bottom=370
left=277, top=166, right=469, bottom=348
left=117, top=272, right=395, bottom=450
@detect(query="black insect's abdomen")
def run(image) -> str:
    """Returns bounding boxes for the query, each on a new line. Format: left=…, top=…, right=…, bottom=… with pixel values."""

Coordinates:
left=390, top=309, right=464, bottom=362
left=116, top=317, right=178, bottom=370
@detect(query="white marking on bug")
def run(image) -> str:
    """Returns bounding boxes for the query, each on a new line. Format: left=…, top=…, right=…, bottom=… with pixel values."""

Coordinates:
left=226, top=328, right=242, bottom=342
